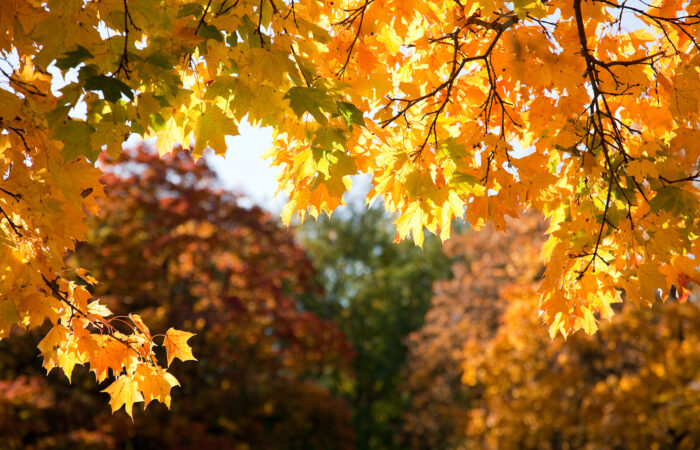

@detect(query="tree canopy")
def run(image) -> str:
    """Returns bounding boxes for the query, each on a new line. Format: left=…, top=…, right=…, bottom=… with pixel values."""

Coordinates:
left=1, top=0, right=699, bottom=407
left=462, top=287, right=700, bottom=449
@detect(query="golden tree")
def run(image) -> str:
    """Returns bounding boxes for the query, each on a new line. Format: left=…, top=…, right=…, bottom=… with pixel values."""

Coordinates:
left=406, top=216, right=700, bottom=449
left=458, top=236, right=700, bottom=449
left=461, top=292, right=700, bottom=449
left=401, top=214, right=546, bottom=448
left=1, top=0, right=699, bottom=407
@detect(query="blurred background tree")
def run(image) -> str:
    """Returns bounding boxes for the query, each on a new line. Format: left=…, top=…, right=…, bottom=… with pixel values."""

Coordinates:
left=0, top=146, right=354, bottom=449
left=400, top=214, right=546, bottom=449
left=403, top=213, right=700, bottom=449
left=299, top=204, right=453, bottom=450
left=461, top=279, right=700, bottom=449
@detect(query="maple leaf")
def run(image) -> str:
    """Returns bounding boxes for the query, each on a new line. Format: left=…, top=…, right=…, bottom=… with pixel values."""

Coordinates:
left=0, top=299, right=21, bottom=338
left=135, top=365, right=180, bottom=409
left=102, top=374, right=144, bottom=419
left=88, top=337, right=132, bottom=383
left=163, top=328, right=196, bottom=367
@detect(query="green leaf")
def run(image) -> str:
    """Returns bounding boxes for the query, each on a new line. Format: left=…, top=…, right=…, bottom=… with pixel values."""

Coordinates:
left=150, top=113, right=167, bottom=132
left=177, top=3, right=203, bottom=18
left=198, top=24, right=224, bottom=42
left=285, top=87, right=335, bottom=125
left=606, top=205, right=627, bottom=228
left=84, top=76, right=134, bottom=103
left=620, top=178, right=639, bottom=206
left=145, top=53, right=174, bottom=70
left=225, top=31, right=238, bottom=47
left=649, top=186, right=697, bottom=216
left=55, top=45, right=93, bottom=70
left=52, top=119, right=98, bottom=161
left=45, top=105, right=72, bottom=130
left=131, top=120, right=145, bottom=135
left=336, top=101, right=364, bottom=127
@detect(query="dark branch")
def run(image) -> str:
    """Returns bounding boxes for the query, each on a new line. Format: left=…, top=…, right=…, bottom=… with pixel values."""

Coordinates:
left=335, top=0, right=374, bottom=77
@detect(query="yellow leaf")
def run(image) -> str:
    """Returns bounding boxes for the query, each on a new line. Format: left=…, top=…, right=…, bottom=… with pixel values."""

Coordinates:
left=0, top=298, right=20, bottom=338
left=540, top=291, right=571, bottom=338
left=87, top=299, right=113, bottom=318
left=136, top=365, right=180, bottom=409
left=102, top=375, right=144, bottom=419
left=57, top=345, right=82, bottom=382
left=582, top=307, right=598, bottom=335
left=17, top=293, right=60, bottom=328
left=155, top=116, right=183, bottom=155
left=395, top=201, right=425, bottom=248
left=37, top=324, right=70, bottom=373
left=638, top=263, right=668, bottom=303
left=77, top=268, right=99, bottom=285
left=163, top=328, right=196, bottom=366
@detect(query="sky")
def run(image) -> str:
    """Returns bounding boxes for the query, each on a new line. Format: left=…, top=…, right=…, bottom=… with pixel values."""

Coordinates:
left=205, top=122, right=287, bottom=212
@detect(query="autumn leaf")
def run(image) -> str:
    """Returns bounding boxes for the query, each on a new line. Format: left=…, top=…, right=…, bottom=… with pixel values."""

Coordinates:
left=135, top=365, right=179, bottom=409
left=0, top=299, right=21, bottom=338
left=102, top=374, right=144, bottom=419
left=76, top=268, right=99, bottom=286
left=163, top=328, right=196, bottom=367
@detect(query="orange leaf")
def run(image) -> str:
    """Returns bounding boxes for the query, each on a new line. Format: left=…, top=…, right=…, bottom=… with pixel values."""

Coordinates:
left=163, top=328, right=196, bottom=367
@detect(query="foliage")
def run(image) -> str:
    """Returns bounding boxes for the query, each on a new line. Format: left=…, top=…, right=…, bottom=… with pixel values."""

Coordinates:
left=462, top=293, right=700, bottom=450
left=405, top=214, right=700, bottom=449
left=0, top=146, right=355, bottom=448
left=459, top=238, right=700, bottom=449
left=300, top=203, right=452, bottom=449
left=1, top=0, right=359, bottom=408
left=2, top=0, right=700, bottom=403
left=269, top=0, right=700, bottom=338
left=401, top=214, right=546, bottom=449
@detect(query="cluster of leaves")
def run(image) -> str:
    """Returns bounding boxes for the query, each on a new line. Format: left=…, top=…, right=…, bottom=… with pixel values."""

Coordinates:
left=300, top=203, right=452, bottom=449
left=0, top=146, right=355, bottom=448
left=2, top=0, right=700, bottom=406
left=271, top=0, right=700, bottom=337
left=1, top=0, right=362, bottom=407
